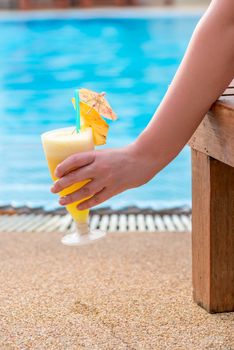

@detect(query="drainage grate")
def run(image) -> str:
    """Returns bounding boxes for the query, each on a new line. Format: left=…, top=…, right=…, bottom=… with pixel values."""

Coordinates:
left=0, top=213, right=191, bottom=233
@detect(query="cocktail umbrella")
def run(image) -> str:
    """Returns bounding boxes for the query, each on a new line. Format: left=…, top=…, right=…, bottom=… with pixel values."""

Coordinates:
left=79, top=88, right=117, bottom=121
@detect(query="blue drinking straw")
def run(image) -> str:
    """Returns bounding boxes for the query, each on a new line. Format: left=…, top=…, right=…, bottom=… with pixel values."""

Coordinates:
left=74, top=89, right=80, bottom=132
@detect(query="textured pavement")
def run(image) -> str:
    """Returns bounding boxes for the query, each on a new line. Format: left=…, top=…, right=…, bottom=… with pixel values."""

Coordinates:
left=0, top=231, right=233, bottom=349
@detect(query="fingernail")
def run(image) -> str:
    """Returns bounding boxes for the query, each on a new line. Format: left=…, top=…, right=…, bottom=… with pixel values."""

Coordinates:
left=59, top=197, right=66, bottom=205
left=51, top=180, right=60, bottom=193
left=51, top=185, right=55, bottom=193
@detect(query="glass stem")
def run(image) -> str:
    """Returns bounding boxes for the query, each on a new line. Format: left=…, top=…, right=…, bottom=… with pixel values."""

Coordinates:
left=75, top=221, right=89, bottom=236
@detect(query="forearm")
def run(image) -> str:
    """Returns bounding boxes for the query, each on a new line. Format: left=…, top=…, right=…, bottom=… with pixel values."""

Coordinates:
left=134, top=0, right=234, bottom=174
left=52, top=1, right=234, bottom=210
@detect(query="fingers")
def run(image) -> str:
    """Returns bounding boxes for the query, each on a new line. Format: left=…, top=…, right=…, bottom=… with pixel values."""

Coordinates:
left=51, top=164, right=94, bottom=193
left=59, top=181, right=104, bottom=206
left=55, top=151, right=95, bottom=178
left=77, top=188, right=111, bottom=210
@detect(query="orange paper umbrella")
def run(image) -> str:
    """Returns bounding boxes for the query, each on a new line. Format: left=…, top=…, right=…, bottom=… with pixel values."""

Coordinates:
left=79, top=88, right=117, bottom=121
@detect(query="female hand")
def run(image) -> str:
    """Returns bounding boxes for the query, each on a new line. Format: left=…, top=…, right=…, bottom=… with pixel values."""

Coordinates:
left=50, top=142, right=157, bottom=210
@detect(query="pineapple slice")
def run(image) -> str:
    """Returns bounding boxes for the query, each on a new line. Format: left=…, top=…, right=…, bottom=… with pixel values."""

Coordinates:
left=72, top=99, right=109, bottom=146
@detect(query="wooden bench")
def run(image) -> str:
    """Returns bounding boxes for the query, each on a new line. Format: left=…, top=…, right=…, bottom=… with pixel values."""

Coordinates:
left=189, top=79, right=234, bottom=313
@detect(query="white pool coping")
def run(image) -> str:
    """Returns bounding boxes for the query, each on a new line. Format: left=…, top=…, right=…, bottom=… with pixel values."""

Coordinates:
left=0, top=212, right=192, bottom=233
left=0, top=7, right=206, bottom=21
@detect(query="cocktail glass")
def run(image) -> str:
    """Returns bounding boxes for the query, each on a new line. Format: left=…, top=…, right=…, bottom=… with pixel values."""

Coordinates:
left=41, top=127, right=105, bottom=246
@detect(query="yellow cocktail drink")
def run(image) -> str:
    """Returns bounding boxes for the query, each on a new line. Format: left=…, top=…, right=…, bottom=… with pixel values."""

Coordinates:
left=41, top=127, right=94, bottom=223
left=41, top=88, right=116, bottom=245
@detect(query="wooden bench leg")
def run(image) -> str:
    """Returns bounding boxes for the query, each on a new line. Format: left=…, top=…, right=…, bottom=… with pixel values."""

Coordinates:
left=192, top=150, right=234, bottom=313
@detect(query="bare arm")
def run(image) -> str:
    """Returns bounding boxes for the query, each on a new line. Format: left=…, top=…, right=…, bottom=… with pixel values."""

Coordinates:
left=51, top=0, right=234, bottom=210
left=134, top=0, right=234, bottom=172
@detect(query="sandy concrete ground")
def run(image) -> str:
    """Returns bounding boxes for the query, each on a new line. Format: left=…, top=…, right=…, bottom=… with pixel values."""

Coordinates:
left=0, top=231, right=233, bottom=350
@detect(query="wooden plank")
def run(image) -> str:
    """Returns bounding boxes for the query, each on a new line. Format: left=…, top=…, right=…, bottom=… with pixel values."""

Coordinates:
left=189, top=96, right=234, bottom=167
left=192, top=150, right=234, bottom=313
left=19, top=0, right=31, bottom=9
left=18, top=0, right=71, bottom=9
left=54, top=0, right=71, bottom=7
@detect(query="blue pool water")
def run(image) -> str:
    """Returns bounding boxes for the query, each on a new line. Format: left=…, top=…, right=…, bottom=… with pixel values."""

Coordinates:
left=0, top=12, right=200, bottom=209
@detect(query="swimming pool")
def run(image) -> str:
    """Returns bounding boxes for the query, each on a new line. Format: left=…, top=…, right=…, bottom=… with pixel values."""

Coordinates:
left=0, top=11, right=200, bottom=210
